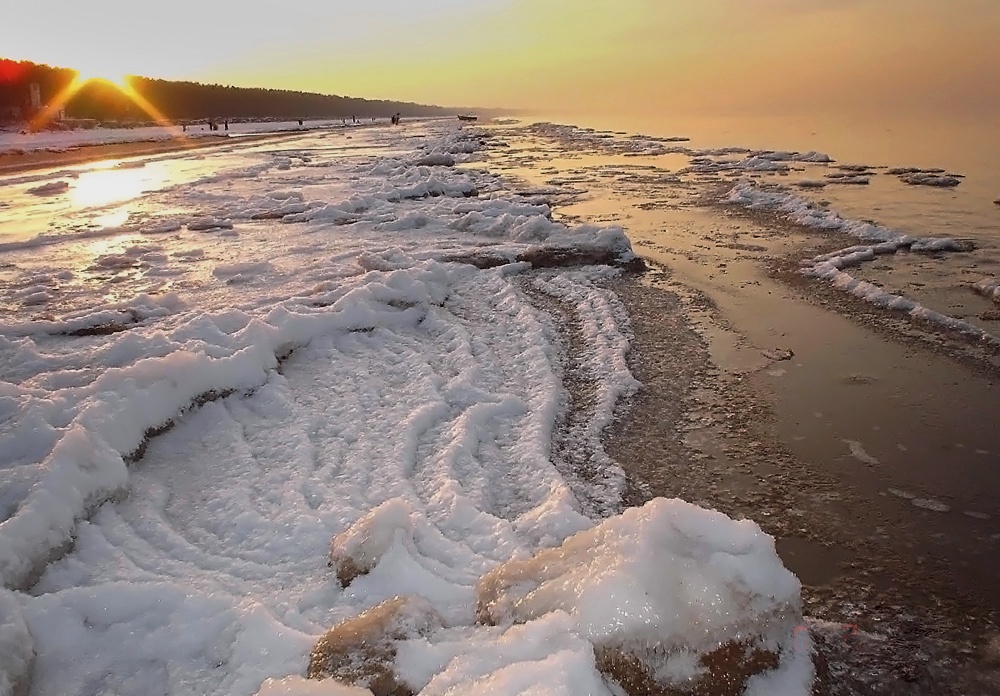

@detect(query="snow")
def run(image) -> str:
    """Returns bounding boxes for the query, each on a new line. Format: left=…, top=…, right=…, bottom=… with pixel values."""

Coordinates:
left=843, top=440, right=879, bottom=466
left=475, top=498, right=801, bottom=652
left=0, top=589, right=33, bottom=696
left=0, top=119, right=375, bottom=155
left=972, top=277, right=1000, bottom=304
left=256, top=678, right=373, bottom=696
left=727, top=181, right=998, bottom=344
left=0, top=120, right=809, bottom=695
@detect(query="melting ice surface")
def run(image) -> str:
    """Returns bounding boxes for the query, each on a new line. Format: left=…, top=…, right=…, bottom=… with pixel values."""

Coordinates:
left=0, top=121, right=808, bottom=695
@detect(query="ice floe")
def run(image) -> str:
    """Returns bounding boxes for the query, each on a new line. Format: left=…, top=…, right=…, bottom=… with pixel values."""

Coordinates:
left=899, top=173, right=961, bottom=188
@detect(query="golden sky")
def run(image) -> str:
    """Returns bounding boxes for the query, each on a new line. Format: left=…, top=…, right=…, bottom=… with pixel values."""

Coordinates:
left=4, top=0, right=999, bottom=118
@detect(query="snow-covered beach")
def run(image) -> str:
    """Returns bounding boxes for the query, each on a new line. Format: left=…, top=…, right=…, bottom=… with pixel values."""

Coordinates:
left=2, top=117, right=1000, bottom=695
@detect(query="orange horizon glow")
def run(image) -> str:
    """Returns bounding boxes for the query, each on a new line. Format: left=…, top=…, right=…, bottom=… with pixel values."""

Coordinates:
left=5, top=0, right=1000, bottom=123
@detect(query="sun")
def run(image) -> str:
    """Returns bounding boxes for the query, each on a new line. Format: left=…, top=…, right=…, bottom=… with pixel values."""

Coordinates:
left=75, top=69, right=129, bottom=88
left=30, top=62, right=174, bottom=133
left=73, top=55, right=129, bottom=88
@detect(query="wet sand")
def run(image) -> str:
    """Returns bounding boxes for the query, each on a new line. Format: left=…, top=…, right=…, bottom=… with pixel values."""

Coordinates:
left=484, top=129, right=1000, bottom=693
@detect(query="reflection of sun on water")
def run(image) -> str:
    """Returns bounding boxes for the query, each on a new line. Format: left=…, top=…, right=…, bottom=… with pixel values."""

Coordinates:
left=69, top=168, right=149, bottom=209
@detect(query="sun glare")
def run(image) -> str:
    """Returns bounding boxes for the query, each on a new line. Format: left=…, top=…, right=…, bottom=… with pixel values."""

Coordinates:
left=80, top=73, right=129, bottom=89
left=74, top=59, right=129, bottom=88
left=29, top=65, right=176, bottom=133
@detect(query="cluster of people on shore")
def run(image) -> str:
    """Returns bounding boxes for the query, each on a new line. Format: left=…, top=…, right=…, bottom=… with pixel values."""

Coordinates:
left=182, top=119, right=228, bottom=133
left=174, top=114, right=401, bottom=133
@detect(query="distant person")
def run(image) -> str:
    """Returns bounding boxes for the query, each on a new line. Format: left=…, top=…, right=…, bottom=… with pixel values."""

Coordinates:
left=224, top=120, right=229, bottom=131
left=298, top=119, right=303, bottom=127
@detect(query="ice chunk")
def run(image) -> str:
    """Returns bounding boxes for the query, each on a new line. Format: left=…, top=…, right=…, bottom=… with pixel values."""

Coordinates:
left=413, top=153, right=456, bottom=167
left=899, top=173, right=961, bottom=187
left=188, top=217, right=234, bottom=231
left=476, top=497, right=804, bottom=694
left=911, top=498, right=951, bottom=513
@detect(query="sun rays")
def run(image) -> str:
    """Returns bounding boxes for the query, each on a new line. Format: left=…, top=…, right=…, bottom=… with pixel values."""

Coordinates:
left=29, top=72, right=177, bottom=134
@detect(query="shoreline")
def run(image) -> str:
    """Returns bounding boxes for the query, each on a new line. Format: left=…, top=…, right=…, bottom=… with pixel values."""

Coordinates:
left=4, top=118, right=998, bottom=693
left=0, top=128, right=347, bottom=175
left=480, top=126, right=1000, bottom=693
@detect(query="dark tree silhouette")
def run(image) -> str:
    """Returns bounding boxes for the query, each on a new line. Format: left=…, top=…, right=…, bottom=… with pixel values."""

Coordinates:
left=0, top=58, right=459, bottom=125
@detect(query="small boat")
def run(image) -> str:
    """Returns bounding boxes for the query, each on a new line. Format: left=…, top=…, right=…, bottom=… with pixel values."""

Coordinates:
left=457, top=115, right=478, bottom=122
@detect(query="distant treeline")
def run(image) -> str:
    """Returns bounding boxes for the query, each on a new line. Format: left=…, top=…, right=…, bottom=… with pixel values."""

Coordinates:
left=0, top=58, right=460, bottom=124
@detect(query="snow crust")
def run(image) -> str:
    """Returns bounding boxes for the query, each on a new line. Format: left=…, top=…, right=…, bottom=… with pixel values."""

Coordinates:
left=475, top=498, right=801, bottom=651
left=0, top=120, right=809, bottom=696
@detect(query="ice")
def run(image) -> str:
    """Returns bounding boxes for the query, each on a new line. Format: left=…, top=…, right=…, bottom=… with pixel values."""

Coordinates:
left=256, top=678, right=373, bottom=696
left=972, top=277, right=1000, bottom=304
left=843, top=439, right=879, bottom=466
left=476, top=498, right=800, bottom=649
left=25, top=181, right=70, bottom=196
left=900, top=173, right=961, bottom=187
left=911, top=498, right=951, bottom=513
left=188, top=216, right=235, bottom=231
left=0, top=120, right=811, bottom=695
left=475, top=498, right=805, bottom=693
left=0, top=589, right=33, bottom=696
left=887, top=167, right=963, bottom=187
left=398, top=614, right=615, bottom=696
left=823, top=174, right=869, bottom=185
left=728, top=181, right=997, bottom=343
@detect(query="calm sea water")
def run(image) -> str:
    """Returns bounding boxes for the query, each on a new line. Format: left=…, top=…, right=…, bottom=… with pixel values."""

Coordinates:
left=530, top=111, right=1000, bottom=246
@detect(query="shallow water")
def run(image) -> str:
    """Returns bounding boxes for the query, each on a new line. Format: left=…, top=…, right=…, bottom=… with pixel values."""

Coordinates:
left=534, top=111, right=1000, bottom=243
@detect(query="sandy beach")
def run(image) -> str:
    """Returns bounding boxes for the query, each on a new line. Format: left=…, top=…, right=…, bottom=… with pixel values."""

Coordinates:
left=0, top=129, right=338, bottom=175
left=480, top=122, right=1000, bottom=694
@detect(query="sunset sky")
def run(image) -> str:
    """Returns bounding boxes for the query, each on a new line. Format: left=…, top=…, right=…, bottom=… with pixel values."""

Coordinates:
left=4, top=0, right=999, bottom=118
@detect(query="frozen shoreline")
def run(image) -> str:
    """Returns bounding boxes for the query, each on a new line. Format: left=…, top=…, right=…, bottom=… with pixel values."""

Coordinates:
left=0, top=121, right=817, bottom=695
left=480, top=119, right=1000, bottom=695
left=4, top=114, right=999, bottom=695
left=0, top=120, right=390, bottom=175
